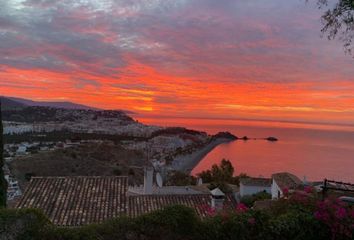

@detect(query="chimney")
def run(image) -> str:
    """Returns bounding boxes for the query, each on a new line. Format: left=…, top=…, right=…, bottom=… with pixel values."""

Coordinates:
left=197, top=177, right=203, bottom=186
left=210, top=188, right=225, bottom=211
left=143, top=167, right=153, bottom=195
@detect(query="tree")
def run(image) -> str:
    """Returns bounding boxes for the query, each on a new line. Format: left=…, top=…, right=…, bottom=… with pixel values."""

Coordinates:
left=0, top=100, right=7, bottom=207
left=240, top=191, right=272, bottom=208
left=166, top=171, right=197, bottom=186
left=317, top=0, right=354, bottom=55
left=197, top=159, right=236, bottom=193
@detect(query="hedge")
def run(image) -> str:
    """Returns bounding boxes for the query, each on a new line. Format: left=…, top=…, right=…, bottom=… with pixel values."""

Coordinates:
left=0, top=203, right=351, bottom=240
left=0, top=208, right=51, bottom=240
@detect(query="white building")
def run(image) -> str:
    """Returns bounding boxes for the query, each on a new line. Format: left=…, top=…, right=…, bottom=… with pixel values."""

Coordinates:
left=271, top=172, right=302, bottom=199
left=240, top=177, right=271, bottom=198
left=3, top=122, right=34, bottom=134
left=16, top=145, right=27, bottom=155
left=5, top=175, right=22, bottom=201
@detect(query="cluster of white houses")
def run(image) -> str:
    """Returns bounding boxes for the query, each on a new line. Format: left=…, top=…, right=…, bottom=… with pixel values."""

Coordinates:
left=14, top=168, right=315, bottom=227
left=3, top=119, right=159, bottom=137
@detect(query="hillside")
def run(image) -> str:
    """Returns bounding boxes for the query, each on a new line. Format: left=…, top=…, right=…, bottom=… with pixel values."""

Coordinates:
left=0, top=97, right=26, bottom=110
left=3, top=96, right=98, bottom=110
left=2, top=106, right=135, bottom=123
left=9, top=142, right=146, bottom=187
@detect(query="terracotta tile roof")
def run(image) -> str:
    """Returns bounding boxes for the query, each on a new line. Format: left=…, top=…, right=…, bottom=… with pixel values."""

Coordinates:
left=16, top=176, right=128, bottom=226
left=16, top=176, right=238, bottom=225
left=272, top=172, right=302, bottom=190
left=128, top=194, right=237, bottom=218
left=240, top=177, right=271, bottom=187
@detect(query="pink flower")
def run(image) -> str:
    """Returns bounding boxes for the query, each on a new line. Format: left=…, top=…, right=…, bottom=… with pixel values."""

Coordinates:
left=198, top=204, right=216, bottom=217
left=282, top=188, right=289, bottom=197
left=314, top=211, right=321, bottom=220
left=350, top=210, right=354, bottom=219
left=314, top=210, right=330, bottom=221
left=335, top=198, right=347, bottom=207
left=236, top=203, right=248, bottom=212
left=335, top=207, right=347, bottom=219
left=304, top=186, right=313, bottom=193
left=248, top=217, right=256, bottom=225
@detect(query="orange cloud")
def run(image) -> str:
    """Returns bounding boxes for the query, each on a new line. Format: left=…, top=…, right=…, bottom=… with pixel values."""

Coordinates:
left=1, top=0, right=354, bottom=125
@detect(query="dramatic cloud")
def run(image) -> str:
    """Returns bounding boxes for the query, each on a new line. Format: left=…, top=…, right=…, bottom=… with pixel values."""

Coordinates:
left=0, top=0, right=353, bottom=124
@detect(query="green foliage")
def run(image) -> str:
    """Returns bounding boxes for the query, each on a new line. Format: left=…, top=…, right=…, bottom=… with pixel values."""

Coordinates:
left=197, top=159, right=244, bottom=192
left=42, top=205, right=199, bottom=240
left=241, top=191, right=272, bottom=208
left=0, top=208, right=51, bottom=240
left=267, top=210, right=328, bottom=240
left=197, top=211, right=268, bottom=240
left=134, top=205, right=199, bottom=239
left=317, top=0, right=354, bottom=55
left=166, top=171, right=197, bottom=186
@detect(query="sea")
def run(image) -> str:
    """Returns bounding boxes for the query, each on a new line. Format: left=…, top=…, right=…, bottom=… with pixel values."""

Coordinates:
left=136, top=117, right=354, bottom=182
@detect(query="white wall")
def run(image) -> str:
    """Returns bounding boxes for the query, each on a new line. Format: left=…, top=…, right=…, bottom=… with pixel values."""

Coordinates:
left=271, top=179, right=283, bottom=199
left=240, top=183, right=271, bottom=198
left=143, top=168, right=153, bottom=195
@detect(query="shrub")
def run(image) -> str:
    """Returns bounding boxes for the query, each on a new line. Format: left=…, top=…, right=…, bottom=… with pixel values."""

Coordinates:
left=0, top=208, right=51, bottom=240
left=241, top=191, right=271, bottom=207
left=166, top=171, right=196, bottom=186
left=134, top=205, right=199, bottom=240
left=266, top=210, right=328, bottom=240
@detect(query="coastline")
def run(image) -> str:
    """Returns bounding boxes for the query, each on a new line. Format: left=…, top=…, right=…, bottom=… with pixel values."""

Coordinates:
left=170, top=138, right=234, bottom=173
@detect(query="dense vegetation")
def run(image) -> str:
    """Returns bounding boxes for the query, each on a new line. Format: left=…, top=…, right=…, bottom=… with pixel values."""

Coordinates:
left=1, top=189, right=353, bottom=240
left=151, top=127, right=206, bottom=138
left=197, top=159, right=248, bottom=193
left=166, top=171, right=197, bottom=186
left=241, top=191, right=272, bottom=208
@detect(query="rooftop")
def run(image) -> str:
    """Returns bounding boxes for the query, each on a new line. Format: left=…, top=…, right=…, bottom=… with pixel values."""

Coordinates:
left=128, top=185, right=205, bottom=195
left=16, top=176, right=238, bottom=226
left=16, top=176, right=128, bottom=226
left=240, top=177, right=272, bottom=187
left=129, top=194, right=237, bottom=218
left=272, top=172, right=302, bottom=190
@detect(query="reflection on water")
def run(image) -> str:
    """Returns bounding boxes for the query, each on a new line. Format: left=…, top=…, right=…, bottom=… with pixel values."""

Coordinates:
left=136, top=117, right=354, bottom=182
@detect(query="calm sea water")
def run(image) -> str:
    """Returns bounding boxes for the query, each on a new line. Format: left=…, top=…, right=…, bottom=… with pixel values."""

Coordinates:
left=136, top=117, right=354, bottom=182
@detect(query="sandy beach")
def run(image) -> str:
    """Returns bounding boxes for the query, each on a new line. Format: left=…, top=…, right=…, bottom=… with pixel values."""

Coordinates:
left=170, top=138, right=234, bottom=173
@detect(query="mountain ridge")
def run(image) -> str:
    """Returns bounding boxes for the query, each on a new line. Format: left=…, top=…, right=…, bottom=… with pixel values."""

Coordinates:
left=3, top=96, right=98, bottom=110
left=0, top=96, right=135, bottom=114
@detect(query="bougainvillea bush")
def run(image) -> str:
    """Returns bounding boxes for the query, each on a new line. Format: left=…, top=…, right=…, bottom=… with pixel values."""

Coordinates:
left=285, top=187, right=354, bottom=240
left=198, top=187, right=353, bottom=240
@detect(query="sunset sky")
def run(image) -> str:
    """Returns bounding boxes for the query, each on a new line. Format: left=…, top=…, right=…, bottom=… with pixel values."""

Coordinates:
left=1, top=0, right=354, bottom=125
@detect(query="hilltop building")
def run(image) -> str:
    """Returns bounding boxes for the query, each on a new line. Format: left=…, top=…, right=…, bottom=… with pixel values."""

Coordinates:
left=239, top=177, right=272, bottom=198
